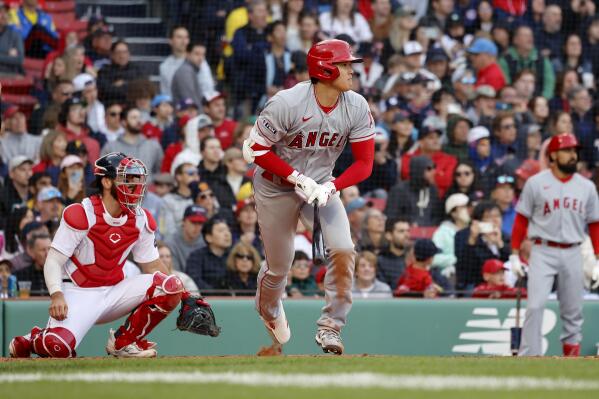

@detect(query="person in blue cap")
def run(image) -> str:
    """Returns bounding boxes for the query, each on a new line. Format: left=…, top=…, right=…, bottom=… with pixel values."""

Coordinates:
left=467, top=37, right=506, bottom=92
left=394, top=238, right=443, bottom=298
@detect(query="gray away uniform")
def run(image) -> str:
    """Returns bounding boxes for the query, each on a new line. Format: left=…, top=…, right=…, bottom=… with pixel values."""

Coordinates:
left=252, top=81, right=373, bottom=332
left=516, top=170, right=599, bottom=355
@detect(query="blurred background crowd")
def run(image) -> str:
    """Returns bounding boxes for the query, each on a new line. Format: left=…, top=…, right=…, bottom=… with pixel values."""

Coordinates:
left=1, top=0, right=599, bottom=299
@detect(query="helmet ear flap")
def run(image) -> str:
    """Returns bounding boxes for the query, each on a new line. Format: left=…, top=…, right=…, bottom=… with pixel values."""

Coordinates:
left=317, top=60, right=340, bottom=81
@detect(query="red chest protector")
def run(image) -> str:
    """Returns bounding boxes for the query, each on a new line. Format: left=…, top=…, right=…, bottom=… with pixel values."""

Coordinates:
left=70, top=196, right=140, bottom=287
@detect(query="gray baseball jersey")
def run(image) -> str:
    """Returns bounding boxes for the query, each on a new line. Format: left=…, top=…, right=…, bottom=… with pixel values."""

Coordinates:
left=252, top=81, right=374, bottom=183
left=516, top=170, right=599, bottom=243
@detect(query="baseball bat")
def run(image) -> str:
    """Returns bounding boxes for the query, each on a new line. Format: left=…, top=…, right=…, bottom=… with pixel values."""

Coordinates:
left=510, top=276, right=523, bottom=356
left=312, top=202, right=326, bottom=266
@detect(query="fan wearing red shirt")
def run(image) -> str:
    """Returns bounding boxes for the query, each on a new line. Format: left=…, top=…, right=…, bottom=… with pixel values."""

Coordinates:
left=203, top=92, right=237, bottom=150
left=394, top=239, right=443, bottom=298
left=473, top=259, right=526, bottom=298
left=467, top=38, right=506, bottom=92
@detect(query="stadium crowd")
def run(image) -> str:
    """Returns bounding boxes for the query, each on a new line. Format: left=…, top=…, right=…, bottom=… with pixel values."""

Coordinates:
left=1, top=0, right=599, bottom=299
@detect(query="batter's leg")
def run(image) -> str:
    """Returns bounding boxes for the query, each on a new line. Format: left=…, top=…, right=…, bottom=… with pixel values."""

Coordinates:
left=254, top=179, right=302, bottom=322
left=519, top=246, right=558, bottom=356
left=301, top=194, right=355, bottom=332
left=556, top=246, right=584, bottom=346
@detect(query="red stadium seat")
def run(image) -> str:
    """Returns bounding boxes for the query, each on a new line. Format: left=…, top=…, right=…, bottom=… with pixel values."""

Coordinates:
left=409, top=226, right=438, bottom=240
left=1, top=93, right=39, bottom=118
left=43, top=1, right=75, bottom=13
left=23, top=57, right=44, bottom=80
left=52, top=13, right=77, bottom=31
left=0, top=76, right=33, bottom=95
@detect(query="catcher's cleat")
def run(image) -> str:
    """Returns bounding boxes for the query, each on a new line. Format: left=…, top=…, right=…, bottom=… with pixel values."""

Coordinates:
left=9, top=326, right=42, bottom=358
left=105, top=329, right=157, bottom=358
left=315, top=328, right=344, bottom=355
left=262, top=302, right=291, bottom=345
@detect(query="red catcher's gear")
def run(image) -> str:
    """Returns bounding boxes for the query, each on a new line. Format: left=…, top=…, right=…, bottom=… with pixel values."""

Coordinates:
left=31, top=327, right=77, bottom=358
left=307, top=39, right=363, bottom=82
left=547, top=133, right=580, bottom=154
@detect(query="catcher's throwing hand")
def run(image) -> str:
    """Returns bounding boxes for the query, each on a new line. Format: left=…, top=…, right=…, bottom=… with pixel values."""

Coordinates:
left=49, top=292, right=68, bottom=321
left=176, top=292, right=221, bottom=337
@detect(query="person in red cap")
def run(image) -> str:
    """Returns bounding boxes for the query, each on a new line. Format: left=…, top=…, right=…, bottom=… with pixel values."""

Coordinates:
left=472, top=259, right=525, bottom=298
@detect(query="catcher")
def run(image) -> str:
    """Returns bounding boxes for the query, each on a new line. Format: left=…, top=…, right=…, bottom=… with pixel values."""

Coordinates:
left=10, top=152, right=219, bottom=358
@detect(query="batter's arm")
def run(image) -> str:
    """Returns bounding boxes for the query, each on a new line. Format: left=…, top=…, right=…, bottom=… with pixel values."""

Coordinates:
left=511, top=212, right=529, bottom=254
left=331, top=138, right=375, bottom=190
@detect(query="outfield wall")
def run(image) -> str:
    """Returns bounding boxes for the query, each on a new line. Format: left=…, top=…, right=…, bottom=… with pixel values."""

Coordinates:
left=2, top=299, right=599, bottom=357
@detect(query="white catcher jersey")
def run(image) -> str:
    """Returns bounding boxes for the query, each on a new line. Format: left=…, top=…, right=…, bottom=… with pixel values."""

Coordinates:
left=252, top=81, right=374, bottom=183
left=516, top=170, right=599, bottom=243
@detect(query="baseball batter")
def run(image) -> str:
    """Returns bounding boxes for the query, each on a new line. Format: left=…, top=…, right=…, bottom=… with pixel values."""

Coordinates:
left=511, top=133, right=599, bottom=356
left=10, top=152, right=188, bottom=358
left=243, top=39, right=374, bottom=354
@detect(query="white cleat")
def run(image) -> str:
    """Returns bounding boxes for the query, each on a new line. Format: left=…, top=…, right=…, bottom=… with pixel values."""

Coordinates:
left=105, top=329, right=157, bottom=358
left=315, top=328, right=344, bottom=355
left=262, top=303, right=291, bottom=345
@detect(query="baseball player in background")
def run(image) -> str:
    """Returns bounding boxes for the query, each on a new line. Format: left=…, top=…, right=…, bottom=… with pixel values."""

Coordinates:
left=511, top=133, right=599, bottom=356
left=10, top=152, right=187, bottom=358
left=243, top=39, right=374, bottom=354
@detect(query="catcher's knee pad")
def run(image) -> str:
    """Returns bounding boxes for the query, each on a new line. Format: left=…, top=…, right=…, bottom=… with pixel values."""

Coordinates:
left=31, top=327, right=77, bottom=358
left=147, top=272, right=184, bottom=312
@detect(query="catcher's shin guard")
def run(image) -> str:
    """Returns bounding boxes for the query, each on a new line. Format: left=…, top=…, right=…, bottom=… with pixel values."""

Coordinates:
left=563, top=343, right=580, bottom=357
left=114, top=272, right=184, bottom=350
left=30, top=327, right=77, bottom=358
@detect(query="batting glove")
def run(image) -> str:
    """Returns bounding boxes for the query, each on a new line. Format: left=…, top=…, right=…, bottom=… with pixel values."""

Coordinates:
left=509, top=254, right=526, bottom=278
left=308, top=182, right=336, bottom=207
left=293, top=173, right=319, bottom=202
left=592, top=261, right=599, bottom=289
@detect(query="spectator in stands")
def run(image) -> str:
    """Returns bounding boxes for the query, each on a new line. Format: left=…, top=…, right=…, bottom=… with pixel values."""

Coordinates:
left=454, top=200, right=511, bottom=294
left=44, top=55, right=66, bottom=92
left=14, top=233, right=50, bottom=295
left=443, top=114, right=471, bottom=163
left=467, top=37, right=505, bottom=92
left=472, top=258, right=524, bottom=298
left=549, top=69, right=579, bottom=112
left=264, top=21, right=292, bottom=102
left=203, top=92, right=237, bottom=150
left=352, top=250, right=392, bottom=298
left=86, top=29, right=113, bottom=70
left=358, top=208, right=387, bottom=254
left=198, top=136, right=225, bottom=188
left=186, top=217, right=232, bottom=290
left=553, top=34, right=593, bottom=90
left=232, top=197, right=261, bottom=251
left=287, top=250, right=318, bottom=297
left=0, top=105, right=41, bottom=165
left=57, top=97, right=100, bottom=165
left=499, top=25, right=555, bottom=99
left=467, top=85, right=496, bottom=129
left=8, top=0, right=57, bottom=59
left=62, top=46, right=95, bottom=81
left=296, top=12, right=323, bottom=54
left=159, top=154, right=199, bottom=237
left=171, top=42, right=209, bottom=109
left=157, top=241, right=199, bottom=294
left=360, top=128, right=397, bottom=194
left=0, top=205, right=33, bottom=259
left=97, top=40, right=145, bottom=104
left=0, top=2, right=23, bottom=75
left=424, top=47, right=450, bottom=87
left=568, top=85, right=595, bottom=167
left=101, top=107, right=164, bottom=175
left=386, top=156, right=443, bottom=226
left=220, top=242, right=261, bottom=296
left=528, top=96, right=550, bottom=132
left=347, top=196, right=368, bottom=244
left=394, top=238, right=443, bottom=298
left=432, top=193, right=470, bottom=284
left=377, top=218, right=410, bottom=288
left=73, top=73, right=105, bottom=136
left=56, top=155, right=84, bottom=206
left=282, top=0, right=305, bottom=51
left=26, top=171, right=51, bottom=209
left=387, top=111, right=415, bottom=161
left=8, top=221, right=48, bottom=272
left=381, top=7, right=417, bottom=67
left=490, top=112, right=526, bottom=167
left=142, top=95, right=176, bottom=148
left=99, top=101, right=124, bottom=143
left=0, top=156, right=32, bottom=219
left=319, top=0, right=373, bottom=43
left=159, top=25, right=190, bottom=97
left=221, top=147, right=250, bottom=206
left=231, top=0, right=269, bottom=117
left=32, top=130, right=66, bottom=185
left=368, top=0, right=392, bottom=42
left=35, top=186, right=62, bottom=230
left=163, top=113, right=213, bottom=174
left=490, top=175, right=516, bottom=236
left=401, top=124, right=458, bottom=198
left=29, top=79, right=74, bottom=135
left=126, top=79, right=155, bottom=124
left=445, top=160, right=484, bottom=204
left=536, top=4, right=563, bottom=62
left=164, top=204, right=206, bottom=272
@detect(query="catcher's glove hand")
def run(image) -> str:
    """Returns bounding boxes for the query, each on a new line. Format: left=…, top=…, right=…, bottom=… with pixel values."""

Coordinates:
left=176, top=293, right=221, bottom=337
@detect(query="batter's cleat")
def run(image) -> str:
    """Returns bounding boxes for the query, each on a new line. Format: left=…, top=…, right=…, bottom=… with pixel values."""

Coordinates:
left=105, top=329, right=157, bottom=358
left=315, top=328, right=344, bottom=355
left=563, top=343, right=580, bottom=357
left=9, top=326, right=42, bottom=358
left=262, top=303, right=291, bottom=345
left=136, top=338, right=157, bottom=350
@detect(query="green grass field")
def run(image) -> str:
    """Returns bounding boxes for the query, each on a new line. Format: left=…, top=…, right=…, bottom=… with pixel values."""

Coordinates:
left=1, top=356, right=599, bottom=399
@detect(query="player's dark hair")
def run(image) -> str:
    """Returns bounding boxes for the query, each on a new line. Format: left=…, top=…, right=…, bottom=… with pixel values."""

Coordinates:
left=201, top=217, right=229, bottom=242
left=200, top=136, right=219, bottom=153
left=385, top=217, right=411, bottom=233
left=471, top=200, right=500, bottom=221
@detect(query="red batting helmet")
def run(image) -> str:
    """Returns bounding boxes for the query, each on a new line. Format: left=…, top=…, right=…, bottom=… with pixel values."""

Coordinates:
left=307, top=39, right=363, bottom=82
left=547, top=133, right=580, bottom=154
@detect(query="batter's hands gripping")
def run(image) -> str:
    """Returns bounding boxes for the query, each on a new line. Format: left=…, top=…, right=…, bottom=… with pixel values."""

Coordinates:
left=592, top=261, right=599, bottom=289
left=294, top=173, right=319, bottom=202
left=510, top=254, right=526, bottom=278
left=308, top=182, right=336, bottom=207
left=176, top=292, right=221, bottom=337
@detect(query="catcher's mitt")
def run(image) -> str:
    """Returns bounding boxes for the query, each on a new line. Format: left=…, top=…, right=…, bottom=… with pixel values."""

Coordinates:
left=176, top=293, right=221, bottom=337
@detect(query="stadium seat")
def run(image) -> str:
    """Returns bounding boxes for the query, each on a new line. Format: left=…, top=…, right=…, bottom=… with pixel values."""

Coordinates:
left=43, top=0, right=75, bottom=13
left=23, top=58, right=44, bottom=80
left=0, top=76, right=33, bottom=95
left=2, top=93, right=39, bottom=118
left=409, top=226, right=438, bottom=240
